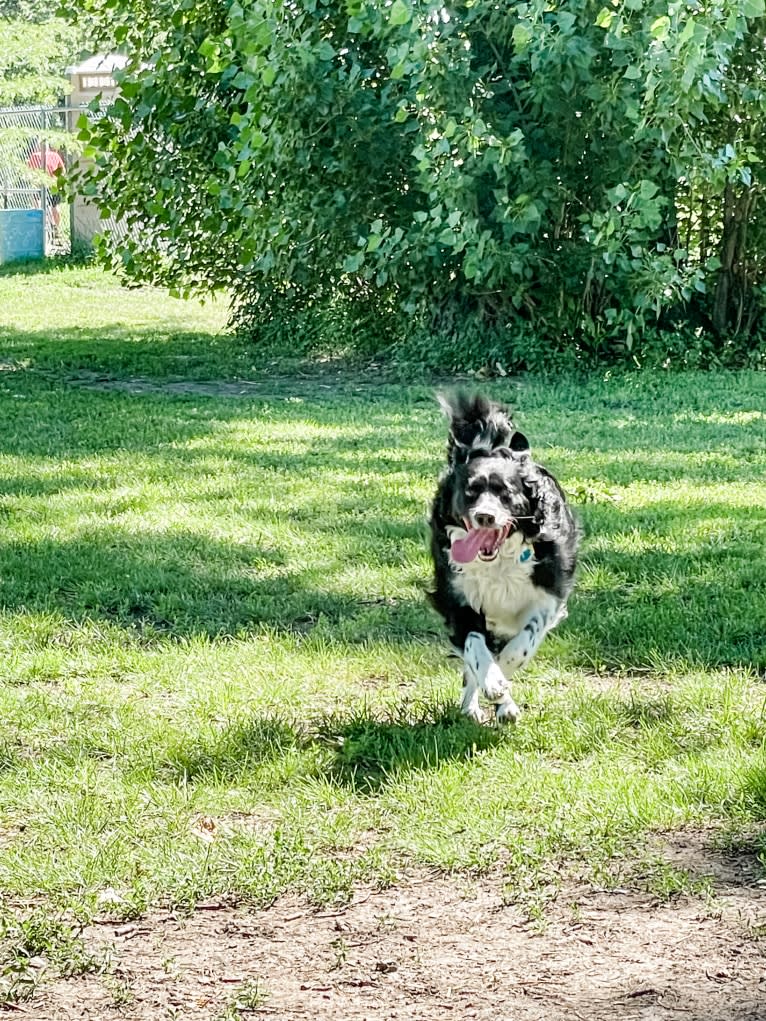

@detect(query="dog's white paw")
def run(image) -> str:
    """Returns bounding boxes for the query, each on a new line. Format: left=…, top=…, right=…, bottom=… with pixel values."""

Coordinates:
left=482, top=663, right=508, bottom=703
left=495, top=699, right=521, bottom=725
left=462, top=704, right=486, bottom=725
left=460, top=679, right=484, bottom=723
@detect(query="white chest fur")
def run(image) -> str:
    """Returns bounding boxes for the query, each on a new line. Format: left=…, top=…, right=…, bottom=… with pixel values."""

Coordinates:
left=447, top=529, right=553, bottom=640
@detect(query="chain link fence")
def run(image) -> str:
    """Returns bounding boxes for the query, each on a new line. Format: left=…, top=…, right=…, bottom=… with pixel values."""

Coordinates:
left=0, top=105, right=74, bottom=257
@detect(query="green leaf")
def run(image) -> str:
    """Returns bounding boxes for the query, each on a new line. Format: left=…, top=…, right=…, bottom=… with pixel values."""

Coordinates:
left=198, top=36, right=218, bottom=59
left=595, top=7, right=614, bottom=29
left=650, top=15, right=670, bottom=41
left=389, top=0, right=411, bottom=27
left=317, top=40, right=335, bottom=61
left=464, top=254, right=479, bottom=279
left=742, top=0, right=765, bottom=16
left=512, top=22, right=532, bottom=49
left=679, top=18, right=696, bottom=44
left=639, top=179, right=659, bottom=200
left=343, top=252, right=365, bottom=273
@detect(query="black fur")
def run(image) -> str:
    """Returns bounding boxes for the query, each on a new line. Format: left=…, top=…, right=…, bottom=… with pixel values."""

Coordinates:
left=429, top=392, right=579, bottom=654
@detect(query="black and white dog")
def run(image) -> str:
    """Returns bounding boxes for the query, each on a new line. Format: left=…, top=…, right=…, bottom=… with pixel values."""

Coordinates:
left=429, top=393, right=579, bottom=724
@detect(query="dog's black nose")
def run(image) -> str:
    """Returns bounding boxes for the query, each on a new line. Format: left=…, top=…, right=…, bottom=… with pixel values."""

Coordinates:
left=474, top=512, right=496, bottom=528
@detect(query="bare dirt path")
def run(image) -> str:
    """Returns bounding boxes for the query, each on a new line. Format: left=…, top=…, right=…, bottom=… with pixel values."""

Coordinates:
left=34, top=850, right=766, bottom=1021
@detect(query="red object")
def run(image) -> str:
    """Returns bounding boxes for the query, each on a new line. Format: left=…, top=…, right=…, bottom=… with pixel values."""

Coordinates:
left=27, top=149, right=65, bottom=176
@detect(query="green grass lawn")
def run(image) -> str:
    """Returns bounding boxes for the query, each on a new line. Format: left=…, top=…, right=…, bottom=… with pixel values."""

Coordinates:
left=0, top=262, right=765, bottom=990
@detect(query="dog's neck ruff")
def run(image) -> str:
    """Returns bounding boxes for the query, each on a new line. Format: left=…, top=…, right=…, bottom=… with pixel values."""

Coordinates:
left=447, top=530, right=545, bottom=641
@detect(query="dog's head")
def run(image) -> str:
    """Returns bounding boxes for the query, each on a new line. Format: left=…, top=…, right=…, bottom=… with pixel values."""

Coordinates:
left=438, top=392, right=565, bottom=563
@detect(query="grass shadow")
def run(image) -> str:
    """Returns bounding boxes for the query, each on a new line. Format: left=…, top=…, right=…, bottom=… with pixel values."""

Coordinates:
left=161, top=718, right=301, bottom=783
left=317, top=702, right=504, bottom=793
left=565, top=500, right=766, bottom=670
left=152, top=702, right=502, bottom=793
left=0, top=526, right=432, bottom=643
left=0, top=255, right=92, bottom=279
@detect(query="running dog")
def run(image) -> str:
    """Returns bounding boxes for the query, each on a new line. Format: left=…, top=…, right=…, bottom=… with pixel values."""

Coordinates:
left=429, top=393, right=579, bottom=723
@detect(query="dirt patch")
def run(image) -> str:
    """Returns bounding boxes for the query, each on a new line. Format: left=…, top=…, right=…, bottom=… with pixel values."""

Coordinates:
left=652, top=828, right=766, bottom=889
left=65, top=370, right=422, bottom=400
left=31, top=862, right=766, bottom=1021
left=64, top=367, right=479, bottom=399
left=70, top=375, right=313, bottom=398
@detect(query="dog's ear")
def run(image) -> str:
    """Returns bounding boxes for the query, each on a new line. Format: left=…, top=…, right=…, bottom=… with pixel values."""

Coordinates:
left=525, top=465, right=566, bottom=540
left=437, top=391, right=514, bottom=463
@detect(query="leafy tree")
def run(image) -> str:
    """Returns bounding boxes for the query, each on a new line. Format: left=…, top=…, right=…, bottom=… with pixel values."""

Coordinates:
left=0, top=0, right=52, bottom=19
left=71, top=0, right=766, bottom=365
left=0, top=21, right=78, bottom=106
left=0, top=0, right=80, bottom=108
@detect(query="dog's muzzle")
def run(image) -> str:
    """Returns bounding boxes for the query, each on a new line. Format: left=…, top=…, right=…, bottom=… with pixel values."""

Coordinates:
left=450, top=519, right=514, bottom=563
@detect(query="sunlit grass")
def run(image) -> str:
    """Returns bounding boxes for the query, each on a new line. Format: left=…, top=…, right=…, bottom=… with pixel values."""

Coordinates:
left=0, top=263, right=764, bottom=941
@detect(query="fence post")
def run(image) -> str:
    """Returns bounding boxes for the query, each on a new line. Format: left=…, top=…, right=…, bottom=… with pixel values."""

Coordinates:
left=65, top=94, right=75, bottom=247
left=41, top=107, right=49, bottom=255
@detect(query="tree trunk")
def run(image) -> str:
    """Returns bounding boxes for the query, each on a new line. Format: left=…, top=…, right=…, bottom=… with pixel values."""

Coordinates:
left=712, top=184, right=756, bottom=336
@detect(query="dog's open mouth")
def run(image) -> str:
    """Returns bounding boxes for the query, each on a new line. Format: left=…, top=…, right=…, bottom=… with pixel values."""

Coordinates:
left=451, top=521, right=513, bottom=564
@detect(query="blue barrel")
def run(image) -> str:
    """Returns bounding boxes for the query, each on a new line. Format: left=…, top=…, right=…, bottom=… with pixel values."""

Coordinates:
left=0, top=209, right=45, bottom=264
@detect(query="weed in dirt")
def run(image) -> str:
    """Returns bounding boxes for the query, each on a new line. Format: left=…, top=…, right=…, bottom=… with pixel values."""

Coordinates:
left=375, top=911, right=399, bottom=932
left=0, top=908, right=103, bottom=1005
left=641, top=861, right=715, bottom=901
left=329, top=936, right=349, bottom=971
left=742, top=912, right=766, bottom=940
left=104, top=973, right=135, bottom=1007
left=215, top=978, right=268, bottom=1019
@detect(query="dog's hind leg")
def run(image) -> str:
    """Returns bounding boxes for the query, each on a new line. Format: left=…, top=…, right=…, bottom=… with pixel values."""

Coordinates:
left=463, top=631, right=520, bottom=725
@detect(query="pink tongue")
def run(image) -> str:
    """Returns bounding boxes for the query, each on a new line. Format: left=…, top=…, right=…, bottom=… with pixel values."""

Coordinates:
left=451, top=528, right=496, bottom=564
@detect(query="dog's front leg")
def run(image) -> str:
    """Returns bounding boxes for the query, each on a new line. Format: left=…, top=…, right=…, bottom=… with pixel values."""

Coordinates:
left=494, top=602, right=561, bottom=724
left=462, top=631, right=521, bottom=725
